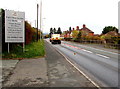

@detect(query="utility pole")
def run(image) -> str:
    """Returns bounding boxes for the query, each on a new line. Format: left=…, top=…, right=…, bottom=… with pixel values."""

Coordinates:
left=37, top=4, right=39, bottom=41
left=35, top=20, right=36, bottom=28
left=40, top=0, right=42, bottom=40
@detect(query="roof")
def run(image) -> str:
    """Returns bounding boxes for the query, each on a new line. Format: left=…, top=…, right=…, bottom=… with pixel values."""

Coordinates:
left=79, top=27, right=94, bottom=33
left=105, top=31, right=119, bottom=36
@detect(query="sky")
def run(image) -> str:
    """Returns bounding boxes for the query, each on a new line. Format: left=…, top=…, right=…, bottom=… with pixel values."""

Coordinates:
left=0, top=0, right=119, bottom=34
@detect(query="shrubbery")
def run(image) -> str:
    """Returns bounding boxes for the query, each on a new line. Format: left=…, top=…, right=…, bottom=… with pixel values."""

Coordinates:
left=25, top=21, right=41, bottom=44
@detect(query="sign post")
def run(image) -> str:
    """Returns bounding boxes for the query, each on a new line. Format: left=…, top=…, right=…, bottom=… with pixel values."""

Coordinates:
left=8, top=43, right=9, bottom=53
left=5, top=10, right=25, bottom=53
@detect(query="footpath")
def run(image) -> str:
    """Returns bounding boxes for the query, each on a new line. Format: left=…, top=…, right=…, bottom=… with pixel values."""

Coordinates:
left=2, top=41, right=99, bottom=88
left=2, top=58, right=48, bottom=87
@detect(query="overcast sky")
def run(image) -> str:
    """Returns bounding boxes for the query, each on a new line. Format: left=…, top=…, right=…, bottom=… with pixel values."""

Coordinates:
left=0, top=0, right=119, bottom=34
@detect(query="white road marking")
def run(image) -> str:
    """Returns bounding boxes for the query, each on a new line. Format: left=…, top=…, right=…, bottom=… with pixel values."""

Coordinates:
left=63, top=43, right=94, bottom=54
left=96, top=54, right=110, bottom=59
left=55, top=48, right=101, bottom=89
left=82, top=49, right=93, bottom=53
left=62, top=41, right=119, bottom=55
left=78, top=44, right=119, bottom=55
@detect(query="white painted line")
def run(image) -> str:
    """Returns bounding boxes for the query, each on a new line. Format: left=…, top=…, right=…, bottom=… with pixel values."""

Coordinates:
left=56, top=48, right=101, bottom=89
left=63, top=41, right=119, bottom=55
left=82, top=49, right=93, bottom=53
left=78, top=44, right=119, bottom=55
left=96, top=54, right=110, bottom=59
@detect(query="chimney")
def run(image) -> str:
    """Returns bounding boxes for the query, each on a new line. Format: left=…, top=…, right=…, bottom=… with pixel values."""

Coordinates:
left=83, top=24, right=86, bottom=28
left=73, top=28, right=75, bottom=30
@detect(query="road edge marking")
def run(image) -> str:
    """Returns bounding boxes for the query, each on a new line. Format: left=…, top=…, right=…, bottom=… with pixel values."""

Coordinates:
left=55, top=48, right=101, bottom=89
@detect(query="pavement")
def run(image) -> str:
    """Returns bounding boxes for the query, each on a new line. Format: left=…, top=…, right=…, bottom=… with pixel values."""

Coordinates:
left=2, top=58, right=48, bottom=87
left=1, top=59, right=19, bottom=83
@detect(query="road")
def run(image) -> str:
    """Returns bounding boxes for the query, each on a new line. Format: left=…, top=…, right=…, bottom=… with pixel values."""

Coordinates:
left=45, top=41, right=96, bottom=87
left=46, top=39, right=119, bottom=88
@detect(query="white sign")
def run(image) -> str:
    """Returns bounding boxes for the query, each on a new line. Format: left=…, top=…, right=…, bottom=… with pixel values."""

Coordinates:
left=5, top=10, right=25, bottom=43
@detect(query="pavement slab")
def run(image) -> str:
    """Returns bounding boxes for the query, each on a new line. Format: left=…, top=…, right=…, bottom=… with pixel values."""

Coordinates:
left=1, top=60, right=19, bottom=84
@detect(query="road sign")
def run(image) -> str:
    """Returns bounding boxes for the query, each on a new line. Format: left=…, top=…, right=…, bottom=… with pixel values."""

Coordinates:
left=5, top=10, right=25, bottom=43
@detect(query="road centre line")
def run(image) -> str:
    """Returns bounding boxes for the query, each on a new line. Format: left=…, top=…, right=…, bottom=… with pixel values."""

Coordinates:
left=82, top=49, right=93, bottom=53
left=96, top=54, right=110, bottom=59
left=74, top=43, right=119, bottom=55
left=63, top=41, right=119, bottom=55
left=63, top=43, right=93, bottom=53
left=63, top=43, right=111, bottom=59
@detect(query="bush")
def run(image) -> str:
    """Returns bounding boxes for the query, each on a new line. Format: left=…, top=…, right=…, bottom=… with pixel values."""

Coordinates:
left=64, top=38, right=72, bottom=41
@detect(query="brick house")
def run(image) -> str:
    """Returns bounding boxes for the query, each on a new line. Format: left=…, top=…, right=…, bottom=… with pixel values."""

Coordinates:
left=63, top=24, right=94, bottom=38
left=79, top=24, right=94, bottom=36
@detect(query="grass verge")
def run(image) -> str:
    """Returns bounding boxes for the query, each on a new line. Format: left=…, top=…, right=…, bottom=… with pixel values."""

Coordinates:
left=2, top=40, right=45, bottom=59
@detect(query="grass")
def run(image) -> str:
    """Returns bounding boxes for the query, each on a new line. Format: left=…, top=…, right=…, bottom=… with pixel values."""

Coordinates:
left=2, top=40, right=45, bottom=59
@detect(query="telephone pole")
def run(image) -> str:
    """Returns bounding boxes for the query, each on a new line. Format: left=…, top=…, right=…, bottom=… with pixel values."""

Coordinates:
left=40, top=0, right=42, bottom=40
left=37, top=4, right=39, bottom=41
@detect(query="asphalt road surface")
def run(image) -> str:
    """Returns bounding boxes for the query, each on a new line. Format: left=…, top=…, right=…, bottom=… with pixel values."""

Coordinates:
left=45, top=40, right=96, bottom=87
left=46, top=39, right=119, bottom=88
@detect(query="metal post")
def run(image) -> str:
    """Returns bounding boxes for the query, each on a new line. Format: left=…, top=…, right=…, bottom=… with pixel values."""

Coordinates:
left=23, top=43, right=25, bottom=52
left=8, top=43, right=9, bottom=53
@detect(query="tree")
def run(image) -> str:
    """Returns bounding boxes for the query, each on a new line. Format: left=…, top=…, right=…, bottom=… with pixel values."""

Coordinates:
left=50, top=28, right=53, bottom=34
left=57, top=27, right=62, bottom=34
left=77, top=31, right=81, bottom=39
left=49, top=28, right=53, bottom=38
left=102, top=26, right=118, bottom=34
left=53, top=28, right=57, bottom=34
left=69, top=27, right=72, bottom=32
left=72, top=30, right=79, bottom=38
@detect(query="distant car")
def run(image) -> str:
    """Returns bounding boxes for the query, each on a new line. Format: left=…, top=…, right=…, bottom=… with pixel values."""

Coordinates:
left=50, top=34, right=61, bottom=44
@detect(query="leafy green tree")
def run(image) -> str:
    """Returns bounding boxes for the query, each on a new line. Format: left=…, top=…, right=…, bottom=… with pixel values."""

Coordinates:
left=72, top=30, right=79, bottom=38
left=57, top=27, right=62, bottom=34
left=77, top=31, right=81, bottom=39
left=102, top=26, right=118, bottom=34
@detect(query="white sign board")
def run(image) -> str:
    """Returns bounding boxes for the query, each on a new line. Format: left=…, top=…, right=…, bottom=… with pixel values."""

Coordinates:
left=5, top=10, right=25, bottom=43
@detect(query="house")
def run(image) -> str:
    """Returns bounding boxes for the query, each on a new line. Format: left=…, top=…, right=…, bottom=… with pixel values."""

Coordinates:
left=63, top=24, right=94, bottom=38
left=63, top=28, right=75, bottom=38
left=105, top=31, right=119, bottom=37
left=79, top=24, right=94, bottom=36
